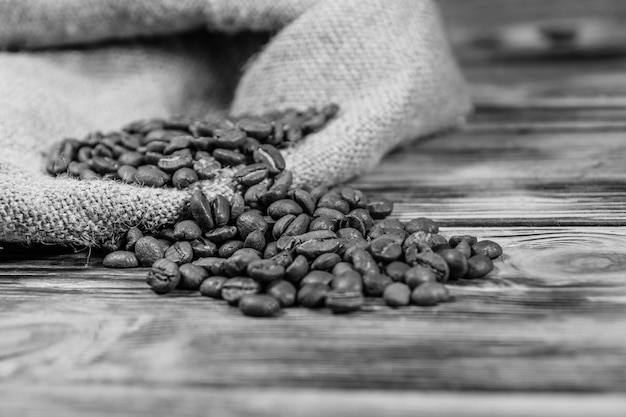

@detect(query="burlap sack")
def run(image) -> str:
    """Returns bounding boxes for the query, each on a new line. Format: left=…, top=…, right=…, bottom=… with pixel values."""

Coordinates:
left=0, top=0, right=471, bottom=247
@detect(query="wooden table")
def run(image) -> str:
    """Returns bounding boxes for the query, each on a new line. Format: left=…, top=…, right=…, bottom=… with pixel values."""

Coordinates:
left=2, top=25, right=626, bottom=417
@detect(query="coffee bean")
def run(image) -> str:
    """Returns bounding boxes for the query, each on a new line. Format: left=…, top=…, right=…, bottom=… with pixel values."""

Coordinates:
left=385, top=261, right=411, bottom=282
left=215, top=129, right=247, bottom=149
left=239, top=294, right=281, bottom=317
left=147, top=258, right=181, bottom=294
left=90, top=155, right=120, bottom=174
left=383, top=283, right=411, bottom=307
left=289, top=189, right=316, bottom=216
left=236, top=211, right=267, bottom=239
left=465, top=255, right=494, bottom=279
left=272, top=214, right=296, bottom=239
left=411, top=282, right=451, bottom=306
left=472, top=240, right=503, bottom=259
left=218, top=240, right=245, bottom=258
left=369, top=235, right=402, bottom=262
left=124, top=227, right=143, bottom=251
left=102, top=251, right=139, bottom=268
left=270, top=251, right=293, bottom=269
left=267, top=199, right=303, bottom=219
left=405, top=217, right=439, bottom=234
left=163, top=135, right=192, bottom=155
left=309, top=216, right=336, bottom=232
left=244, top=229, right=266, bottom=252
left=454, top=240, right=472, bottom=258
left=337, top=228, right=364, bottom=240
left=134, top=236, right=166, bottom=267
left=331, top=270, right=363, bottom=292
left=264, top=170, right=293, bottom=204
left=351, top=249, right=380, bottom=275
left=157, top=154, right=193, bottom=173
left=414, top=252, right=450, bottom=282
left=449, top=235, right=478, bottom=247
left=283, top=213, right=311, bottom=236
left=173, top=220, right=203, bottom=241
left=341, top=238, right=370, bottom=262
left=213, top=148, right=246, bottom=166
left=178, top=263, right=209, bottom=290
left=117, top=165, right=138, bottom=183
left=245, top=259, right=284, bottom=283
left=238, top=119, right=273, bottom=140
left=190, top=238, right=218, bottom=258
left=67, top=161, right=89, bottom=177
left=309, top=185, right=328, bottom=204
left=318, top=194, right=350, bottom=215
left=266, top=280, right=297, bottom=307
left=403, top=266, right=437, bottom=289
left=332, top=262, right=354, bottom=276
left=253, top=144, right=285, bottom=174
left=211, top=195, right=231, bottom=227
left=313, top=207, right=345, bottom=224
left=285, top=254, right=309, bottom=283
left=326, top=290, right=363, bottom=314
left=193, top=257, right=225, bottom=275
left=193, top=158, right=221, bottom=180
left=439, top=249, right=469, bottom=280
left=311, top=253, right=341, bottom=270
left=362, top=273, right=393, bottom=296
left=134, top=165, right=170, bottom=187
left=235, top=163, right=269, bottom=187
left=172, top=167, right=198, bottom=189
left=229, top=193, right=245, bottom=221
left=301, top=270, right=335, bottom=286
left=222, top=277, right=261, bottom=305
left=165, top=241, right=194, bottom=265
left=297, top=283, right=329, bottom=308
left=200, top=276, right=228, bottom=298
left=296, top=239, right=342, bottom=258
left=367, top=200, right=393, bottom=219
left=204, top=225, right=238, bottom=243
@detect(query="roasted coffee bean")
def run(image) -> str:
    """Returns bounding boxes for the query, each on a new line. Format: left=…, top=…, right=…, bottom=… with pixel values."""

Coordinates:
left=341, top=238, right=370, bottom=262
left=434, top=243, right=453, bottom=253
left=383, top=283, right=411, bottom=307
left=411, top=282, right=451, bottom=306
left=213, top=148, right=246, bottom=166
left=309, top=215, right=336, bottom=232
left=229, top=193, right=245, bottom=221
left=414, top=252, right=449, bottom=282
left=309, top=185, right=328, bottom=204
left=144, top=151, right=163, bottom=165
left=67, top=161, right=89, bottom=177
left=264, top=170, right=292, bottom=204
left=222, top=277, right=260, bottom=305
left=244, top=229, right=266, bottom=252
left=247, top=259, right=285, bottom=283
left=317, top=194, right=350, bottom=214
left=313, top=207, right=345, bottom=224
left=79, top=169, right=100, bottom=180
left=296, top=239, right=342, bottom=258
left=157, top=228, right=177, bottom=242
left=236, top=211, right=267, bottom=239
left=439, top=249, right=469, bottom=280
left=215, top=129, right=247, bottom=149
left=301, top=270, right=335, bottom=286
left=289, top=189, right=316, bottom=216
left=346, top=208, right=374, bottom=231
left=173, top=220, right=203, bottom=241
left=337, top=227, right=363, bottom=240
left=145, top=141, right=168, bottom=153
left=77, top=146, right=92, bottom=163
left=266, top=280, right=297, bottom=307
left=157, top=154, right=193, bottom=173
left=165, top=241, right=194, bottom=265
left=218, top=240, right=245, bottom=258
left=172, top=167, right=198, bottom=189
left=134, top=236, right=166, bottom=266
left=367, top=200, right=393, bottom=219
left=92, top=144, right=114, bottom=159
left=403, top=231, right=431, bottom=250
left=472, top=240, right=503, bottom=259
left=449, top=235, right=478, bottom=247
left=263, top=241, right=279, bottom=259
left=102, top=251, right=139, bottom=268
left=267, top=199, right=303, bottom=219
left=200, top=276, right=229, bottom=298
left=403, top=266, right=437, bottom=289
left=403, top=244, right=421, bottom=266
left=178, top=263, right=209, bottom=290
left=351, top=249, right=380, bottom=275
left=270, top=251, right=294, bottom=269
left=234, top=163, right=269, bottom=187
left=405, top=217, right=439, bottom=234
left=147, top=258, right=181, bottom=294
left=117, top=165, right=138, bottom=183
left=367, top=220, right=405, bottom=240
left=253, top=144, right=285, bottom=174
left=124, top=227, right=143, bottom=251
left=90, top=155, right=120, bottom=174
left=204, top=226, right=238, bottom=243
left=272, top=214, right=296, bottom=239
left=340, top=214, right=366, bottom=236
left=193, top=257, right=225, bottom=275
left=190, top=238, right=218, bottom=258
left=311, top=253, right=341, bottom=270
left=369, top=235, right=402, bottom=262
left=385, top=261, right=411, bottom=282
left=455, top=239, right=472, bottom=258
left=331, top=270, right=363, bottom=292
left=332, top=262, right=354, bottom=276
left=134, top=165, right=170, bottom=187
left=283, top=213, right=310, bottom=236
left=362, top=273, right=393, bottom=296
left=326, top=291, right=363, bottom=314
left=464, top=255, right=494, bottom=279
left=224, top=251, right=262, bottom=276
left=285, top=254, right=309, bottom=283
left=430, top=234, right=448, bottom=248
left=238, top=119, right=273, bottom=140
left=243, top=181, right=269, bottom=208
left=239, top=294, right=281, bottom=317
left=211, top=195, right=231, bottom=227
left=193, top=158, right=221, bottom=180
left=297, top=283, right=329, bottom=308
left=163, top=135, right=192, bottom=154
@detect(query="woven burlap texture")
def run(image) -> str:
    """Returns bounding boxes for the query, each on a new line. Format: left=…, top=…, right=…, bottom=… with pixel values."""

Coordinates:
left=0, top=0, right=471, bottom=247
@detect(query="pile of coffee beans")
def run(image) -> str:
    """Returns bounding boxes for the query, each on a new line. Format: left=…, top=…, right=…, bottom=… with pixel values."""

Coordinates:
left=45, top=104, right=339, bottom=187
left=46, top=105, right=503, bottom=317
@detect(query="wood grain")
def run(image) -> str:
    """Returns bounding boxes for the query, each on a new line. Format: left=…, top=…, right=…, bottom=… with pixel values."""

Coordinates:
left=3, top=6, right=626, bottom=416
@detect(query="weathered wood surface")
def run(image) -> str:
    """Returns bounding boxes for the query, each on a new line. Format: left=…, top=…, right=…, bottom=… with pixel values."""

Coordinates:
left=3, top=10, right=626, bottom=417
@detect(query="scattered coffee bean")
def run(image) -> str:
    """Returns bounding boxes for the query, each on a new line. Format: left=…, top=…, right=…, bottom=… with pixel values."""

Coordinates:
left=238, top=294, right=281, bottom=317
left=411, top=282, right=451, bottom=306
left=465, top=255, right=494, bottom=279
left=383, top=282, right=411, bottom=307
left=147, top=258, right=181, bottom=294
left=102, top=251, right=139, bottom=268
left=178, top=263, right=209, bottom=290
left=472, top=240, right=503, bottom=259
left=326, top=290, right=364, bottom=314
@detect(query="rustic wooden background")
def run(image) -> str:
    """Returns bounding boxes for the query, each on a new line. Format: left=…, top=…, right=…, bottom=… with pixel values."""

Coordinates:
left=2, top=1, right=626, bottom=416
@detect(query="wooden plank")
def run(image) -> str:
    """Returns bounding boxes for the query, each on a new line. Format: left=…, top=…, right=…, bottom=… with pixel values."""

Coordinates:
left=2, top=385, right=626, bottom=417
